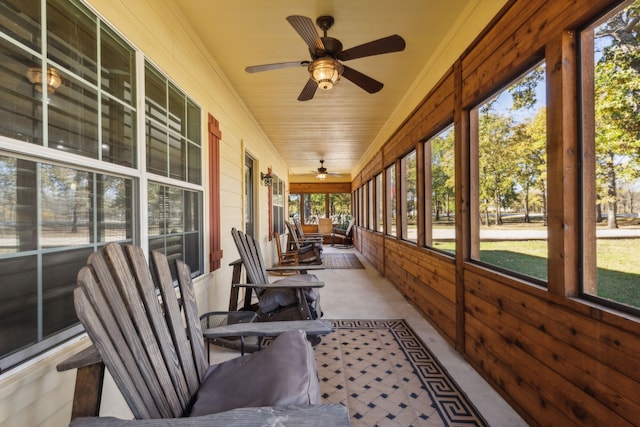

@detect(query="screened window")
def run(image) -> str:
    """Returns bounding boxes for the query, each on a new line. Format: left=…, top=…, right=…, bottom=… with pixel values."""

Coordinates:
left=471, top=61, right=547, bottom=282
left=289, top=192, right=351, bottom=225
left=386, top=164, right=397, bottom=236
left=272, top=174, right=285, bottom=235
left=303, top=193, right=326, bottom=224
left=376, top=173, right=383, bottom=232
left=329, top=193, right=351, bottom=225
left=368, top=179, right=375, bottom=230
left=580, top=0, right=640, bottom=313
left=0, top=155, right=133, bottom=372
left=426, top=125, right=455, bottom=254
left=145, top=62, right=202, bottom=275
left=148, top=183, right=201, bottom=279
left=145, top=62, right=200, bottom=184
left=400, top=150, right=417, bottom=242
left=0, top=0, right=203, bottom=371
left=288, top=193, right=300, bottom=221
left=360, top=184, right=368, bottom=229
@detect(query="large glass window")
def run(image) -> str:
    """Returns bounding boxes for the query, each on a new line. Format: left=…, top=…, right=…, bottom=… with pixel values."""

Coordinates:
left=426, top=125, right=455, bottom=254
left=0, top=0, right=136, bottom=164
left=0, top=155, right=133, bottom=372
left=145, top=61, right=202, bottom=275
left=400, top=150, right=417, bottom=242
left=145, top=62, right=200, bottom=184
left=148, top=183, right=201, bottom=279
left=376, top=173, right=383, bottom=232
left=368, top=179, right=375, bottom=230
left=288, top=192, right=351, bottom=226
left=272, top=174, right=285, bottom=235
left=472, top=62, right=547, bottom=282
left=581, top=0, right=640, bottom=313
left=0, top=0, right=202, bottom=371
left=303, top=193, right=326, bottom=224
left=386, top=164, right=397, bottom=236
left=329, top=193, right=351, bottom=225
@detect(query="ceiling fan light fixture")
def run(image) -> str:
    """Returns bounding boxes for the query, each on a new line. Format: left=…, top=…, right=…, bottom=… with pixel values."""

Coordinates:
left=26, top=67, right=62, bottom=93
left=309, top=58, right=343, bottom=90
left=316, top=172, right=327, bottom=180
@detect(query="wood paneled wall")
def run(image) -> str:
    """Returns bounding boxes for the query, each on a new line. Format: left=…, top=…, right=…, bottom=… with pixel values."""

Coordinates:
left=353, top=0, right=640, bottom=425
left=289, top=182, right=352, bottom=194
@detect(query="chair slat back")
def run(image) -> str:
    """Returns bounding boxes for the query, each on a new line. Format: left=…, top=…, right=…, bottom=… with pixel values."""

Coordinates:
left=293, top=218, right=305, bottom=239
left=285, top=221, right=302, bottom=247
left=231, top=227, right=270, bottom=285
left=74, top=243, right=206, bottom=419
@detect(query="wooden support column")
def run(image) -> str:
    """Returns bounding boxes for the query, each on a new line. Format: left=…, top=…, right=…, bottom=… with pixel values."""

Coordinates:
left=546, top=31, right=579, bottom=296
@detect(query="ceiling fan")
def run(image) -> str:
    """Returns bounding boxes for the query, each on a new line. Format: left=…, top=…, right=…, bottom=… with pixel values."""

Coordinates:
left=245, top=15, right=406, bottom=101
left=311, top=160, right=341, bottom=180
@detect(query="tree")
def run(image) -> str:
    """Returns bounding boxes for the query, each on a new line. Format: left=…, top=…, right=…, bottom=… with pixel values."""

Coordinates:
left=594, top=1, right=640, bottom=228
left=431, top=129, right=455, bottom=222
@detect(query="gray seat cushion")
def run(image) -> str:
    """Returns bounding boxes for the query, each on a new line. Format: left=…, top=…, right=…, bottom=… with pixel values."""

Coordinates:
left=189, top=329, right=320, bottom=416
left=258, top=274, right=320, bottom=313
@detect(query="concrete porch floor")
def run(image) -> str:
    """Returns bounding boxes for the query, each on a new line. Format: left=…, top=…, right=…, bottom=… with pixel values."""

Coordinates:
left=312, top=244, right=528, bottom=427
left=211, top=244, right=528, bottom=426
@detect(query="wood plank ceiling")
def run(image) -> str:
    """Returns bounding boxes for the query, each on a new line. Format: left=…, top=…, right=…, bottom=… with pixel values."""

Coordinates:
left=172, top=0, right=482, bottom=181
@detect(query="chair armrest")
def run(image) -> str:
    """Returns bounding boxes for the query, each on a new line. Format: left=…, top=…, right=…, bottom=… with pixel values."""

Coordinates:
left=70, top=404, right=350, bottom=426
left=266, top=265, right=324, bottom=272
left=232, top=281, right=325, bottom=289
left=203, top=319, right=332, bottom=338
left=56, top=345, right=102, bottom=371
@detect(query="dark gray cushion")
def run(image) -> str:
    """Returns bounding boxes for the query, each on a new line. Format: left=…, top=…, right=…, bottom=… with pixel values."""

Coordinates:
left=189, top=329, right=320, bottom=416
left=258, top=275, right=319, bottom=312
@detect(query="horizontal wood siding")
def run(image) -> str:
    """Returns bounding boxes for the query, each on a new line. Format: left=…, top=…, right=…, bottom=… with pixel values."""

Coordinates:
left=360, top=151, right=383, bottom=183
left=355, top=0, right=640, bottom=425
left=358, top=230, right=384, bottom=274
left=383, top=71, right=455, bottom=166
left=289, top=182, right=352, bottom=194
left=461, top=0, right=618, bottom=107
left=383, top=239, right=457, bottom=343
left=464, top=265, right=640, bottom=426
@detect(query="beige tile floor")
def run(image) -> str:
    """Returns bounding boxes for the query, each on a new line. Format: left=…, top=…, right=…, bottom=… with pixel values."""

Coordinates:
left=313, top=245, right=528, bottom=427
left=211, top=244, right=529, bottom=426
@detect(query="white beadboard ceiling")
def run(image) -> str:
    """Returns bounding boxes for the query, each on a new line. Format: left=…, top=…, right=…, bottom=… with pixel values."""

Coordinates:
left=171, top=0, right=481, bottom=181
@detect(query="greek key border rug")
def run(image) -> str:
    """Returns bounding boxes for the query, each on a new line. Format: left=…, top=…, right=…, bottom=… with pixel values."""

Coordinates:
left=317, top=319, right=488, bottom=427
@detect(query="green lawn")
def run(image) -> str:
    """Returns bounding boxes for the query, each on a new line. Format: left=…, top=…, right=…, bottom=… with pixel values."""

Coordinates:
left=432, top=238, right=640, bottom=309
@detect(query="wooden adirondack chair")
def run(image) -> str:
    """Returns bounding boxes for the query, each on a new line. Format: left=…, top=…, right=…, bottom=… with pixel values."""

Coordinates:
left=230, top=227, right=325, bottom=322
left=331, top=219, right=354, bottom=248
left=293, top=218, right=325, bottom=241
left=284, top=221, right=322, bottom=264
left=272, top=232, right=299, bottom=275
left=57, top=243, right=347, bottom=426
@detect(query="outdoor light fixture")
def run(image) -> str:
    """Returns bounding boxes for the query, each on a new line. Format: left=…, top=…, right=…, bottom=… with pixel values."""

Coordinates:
left=26, top=67, right=62, bottom=93
left=316, top=172, right=327, bottom=180
left=308, top=57, right=343, bottom=90
left=260, top=172, right=273, bottom=186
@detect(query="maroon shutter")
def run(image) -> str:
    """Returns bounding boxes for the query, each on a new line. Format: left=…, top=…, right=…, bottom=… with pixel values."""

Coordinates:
left=208, top=114, right=223, bottom=271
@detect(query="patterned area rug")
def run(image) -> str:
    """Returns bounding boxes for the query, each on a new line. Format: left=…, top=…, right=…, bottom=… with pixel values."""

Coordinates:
left=316, top=319, right=488, bottom=427
left=322, top=253, right=365, bottom=269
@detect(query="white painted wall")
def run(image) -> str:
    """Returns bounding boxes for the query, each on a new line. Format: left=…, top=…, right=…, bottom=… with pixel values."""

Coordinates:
left=0, top=0, right=506, bottom=425
left=0, top=1, right=287, bottom=425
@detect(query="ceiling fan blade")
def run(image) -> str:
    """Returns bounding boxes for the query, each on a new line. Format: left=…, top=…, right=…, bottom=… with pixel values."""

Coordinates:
left=286, top=15, right=325, bottom=54
left=245, top=61, right=309, bottom=73
left=337, top=34, right=406, bottom=61
left=298, top=78, right=318, bottom=101
left=341, top=65, right=384, bottom=94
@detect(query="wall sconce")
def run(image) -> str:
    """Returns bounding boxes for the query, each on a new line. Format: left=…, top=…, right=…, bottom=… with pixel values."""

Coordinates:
left=261, top=172, right=273, bottom=186
left=26, top=67, right=62, bottom=93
